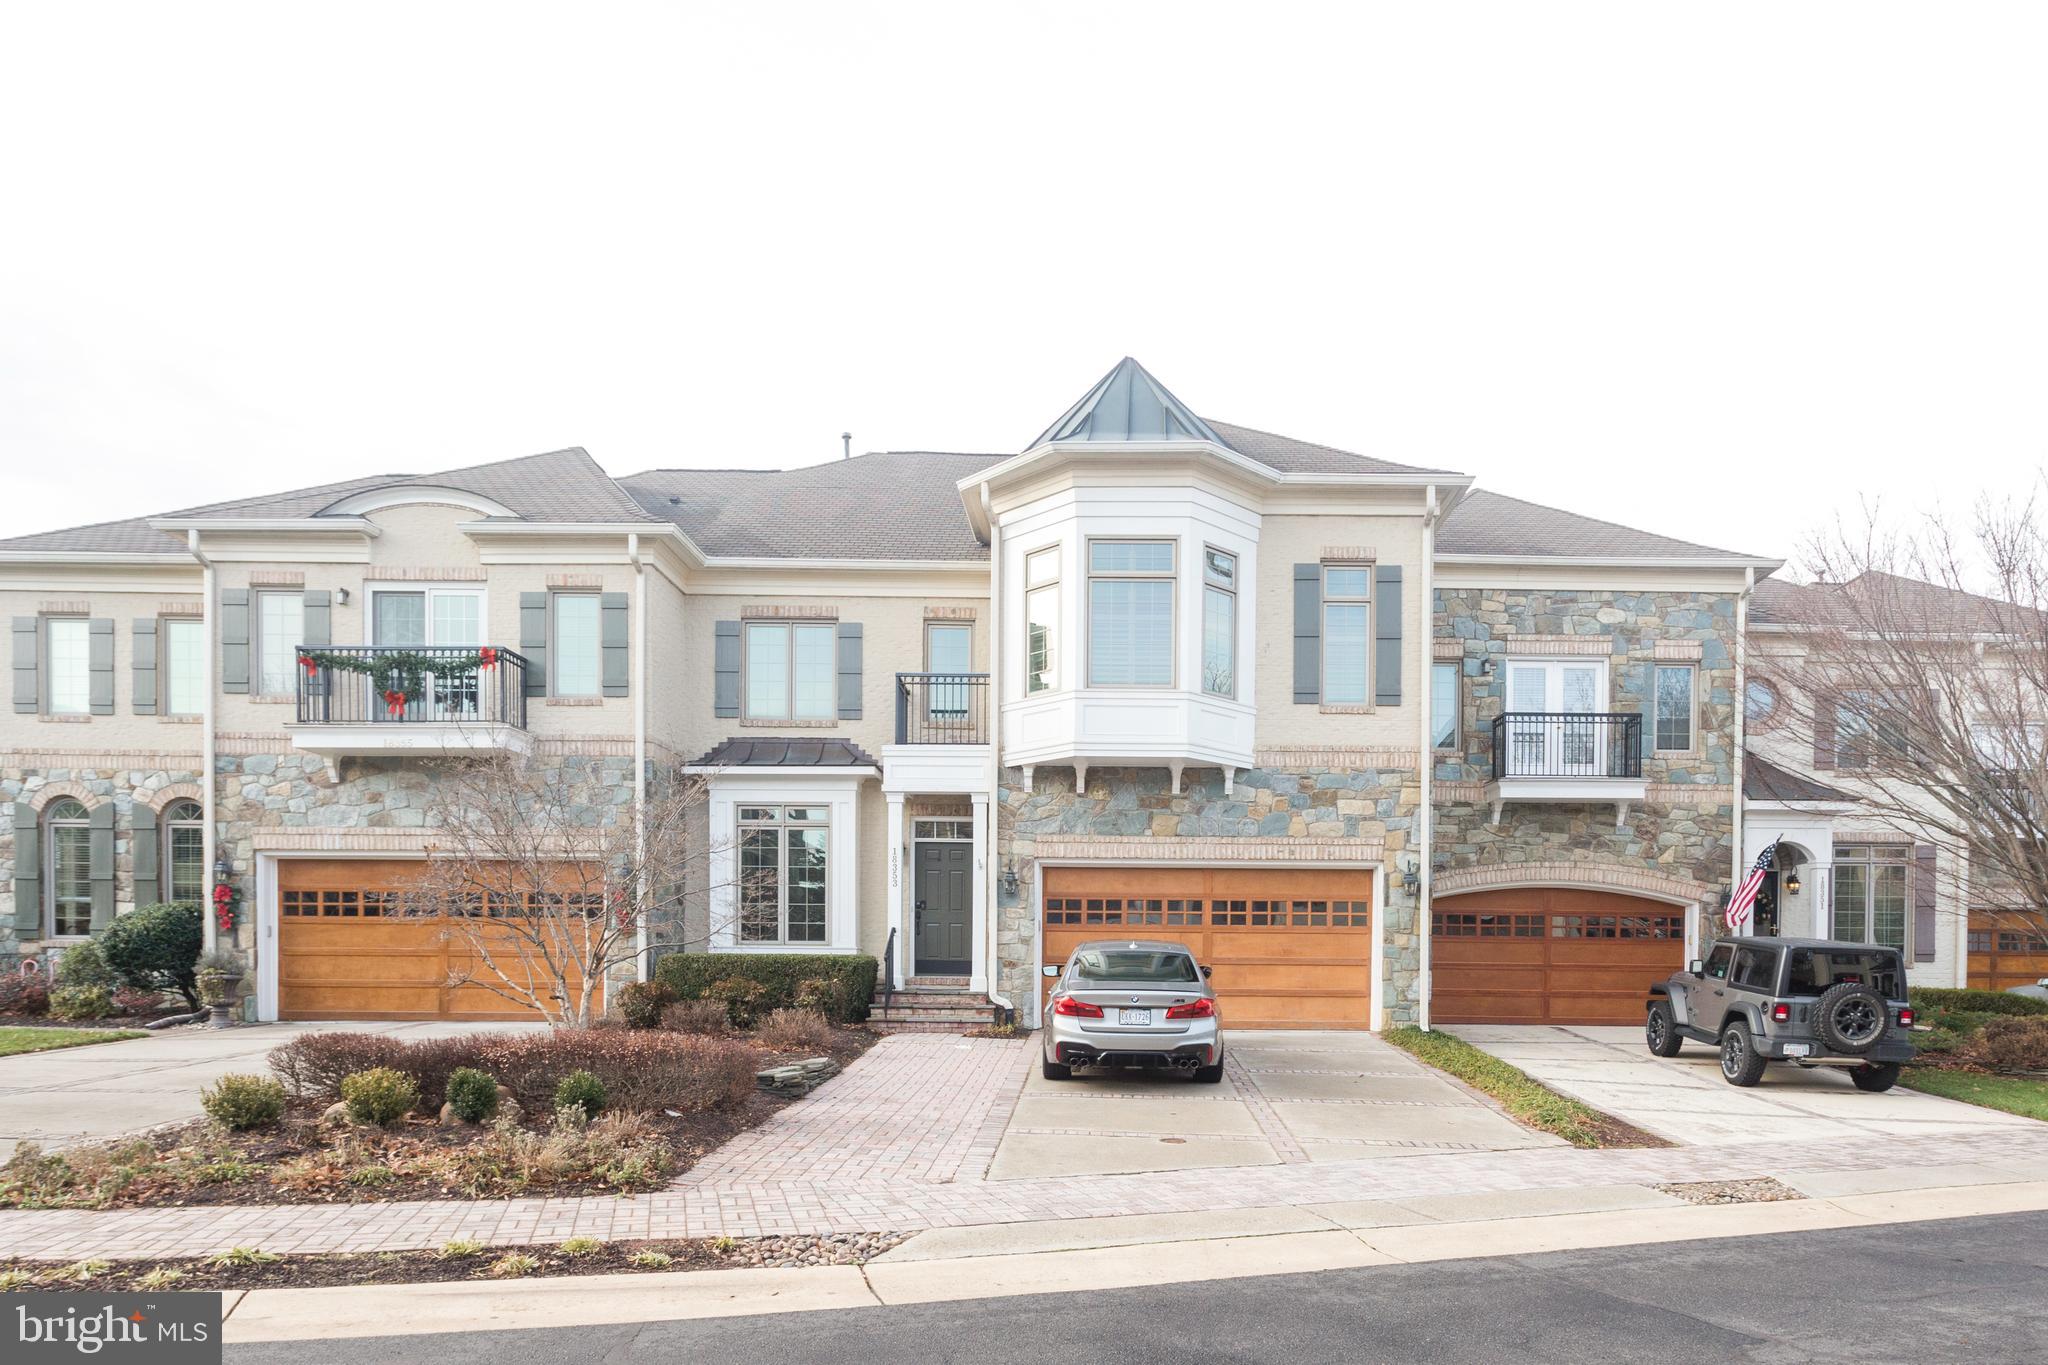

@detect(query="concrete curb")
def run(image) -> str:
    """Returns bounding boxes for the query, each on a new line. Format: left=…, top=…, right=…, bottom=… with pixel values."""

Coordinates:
left=220, top=1178, right=2048, bottom=1343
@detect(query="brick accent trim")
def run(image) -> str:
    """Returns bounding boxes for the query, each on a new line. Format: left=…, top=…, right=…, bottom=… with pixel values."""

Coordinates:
left=27, top=781, right=104, bottom=812
left=216, top=733, right=292, bottom=754
left=1321, top=547, right=1375, bottom=561
left=365, top=568, right=488, bottom=582
left=250, top=830, right=594, bottom=854
left=137, top=781, right=207, bottom=813
left=1254, top=746, right=1418, bottom=772
left=741, top=717, right=836, bottom=729
left=1654, top=640, right=1704, bottom=661
left=1, top=749, right=202, bottom=766
left=1028, top=836, right=1385, bottom=864
left=546, top=574, right=605, bottom=589
left=1433, top=639, right=1465, bottom=660
left=1433, top=861, right=1712, bottom=906
left=248, top=571, right=306, bottom=587
left=1648, top=783, right=1733, bottom=805
left=37, top=600, right=91, bottom=615
left=924, top=606, right=978, bottom=621
left=1504, top=636, right=1616, bottom=656
left=1434, top=781, right=1487, bottom=803
left=544, top=696, right=606, bottom=707
left=742, top=605, right=839, bottom=620
left=158, top=601, right=204, bottom=617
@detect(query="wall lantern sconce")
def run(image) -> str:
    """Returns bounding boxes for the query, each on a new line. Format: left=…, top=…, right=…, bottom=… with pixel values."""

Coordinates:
left=213, top=850, right=234, bottom=885
left=1784, top=872, right=1802, bottom=896
left=335, top=587, right=351, bottom=606
left=1400, top=855, right=1420, bottom=896
left=1001, top=859, right=1020, bottom=899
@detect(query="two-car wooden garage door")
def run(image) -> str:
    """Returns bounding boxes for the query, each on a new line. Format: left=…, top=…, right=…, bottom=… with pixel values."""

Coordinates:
left=278, top=859, right=602, bottom=1021
left=1041, top=867, right=1374, bottom=1029
left=1431, top=888, right=1685, bottom=1025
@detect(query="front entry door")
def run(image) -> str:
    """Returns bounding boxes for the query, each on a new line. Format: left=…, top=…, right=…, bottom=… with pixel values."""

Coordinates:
left=914, top=842, right=971, bottom=974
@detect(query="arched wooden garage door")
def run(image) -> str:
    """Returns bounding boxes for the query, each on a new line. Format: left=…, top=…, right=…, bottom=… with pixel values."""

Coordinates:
left=1431, top=887, right=1685, bottom=1025
left=278, top=858, right=604, bottom=1021
left=1041, top=866, right=1374, bottom=1029
left=1968, top=913, right=2048, bottom=993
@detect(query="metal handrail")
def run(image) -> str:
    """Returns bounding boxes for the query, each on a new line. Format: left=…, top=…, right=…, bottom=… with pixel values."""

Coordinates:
left=295, top=644, right=531, bottom=729
left=894, top=672, right=990, bottom=745
left=1489, top=711, right=1643, bottom=780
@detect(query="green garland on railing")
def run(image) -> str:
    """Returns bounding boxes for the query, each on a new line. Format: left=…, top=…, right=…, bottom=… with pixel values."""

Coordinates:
left=297, top=647, right=501, bottom=715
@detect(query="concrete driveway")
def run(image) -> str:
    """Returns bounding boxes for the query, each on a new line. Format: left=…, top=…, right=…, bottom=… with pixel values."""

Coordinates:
left=1444, top=1024, right=2042, bottom=1146
left=0, top=1020, right=543, bottom=1160
left=987, top=1030, right=1558, bottom=1179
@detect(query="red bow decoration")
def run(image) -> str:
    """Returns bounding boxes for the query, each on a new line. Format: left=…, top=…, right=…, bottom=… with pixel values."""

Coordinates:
left=212, top=882, right=237, bottom=933
left=383, top=689, right=408, bottom=718
left=299, top=655, right=319, bottom=674
left=478, top=646, right=498, bottom=669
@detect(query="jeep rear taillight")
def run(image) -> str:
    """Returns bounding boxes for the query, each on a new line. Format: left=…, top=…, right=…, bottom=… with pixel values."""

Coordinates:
left=1771, top=1003, right=1791, bottom=1023
left=1898, top=1007, right=1916, bottom=1027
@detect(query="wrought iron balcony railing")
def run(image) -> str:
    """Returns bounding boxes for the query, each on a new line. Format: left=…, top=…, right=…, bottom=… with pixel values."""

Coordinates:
left=894, top=672, right=990, bottom=745
left=1489, top=711, right=1643, bottom=781
left=294, top=645, right=530, bottom=729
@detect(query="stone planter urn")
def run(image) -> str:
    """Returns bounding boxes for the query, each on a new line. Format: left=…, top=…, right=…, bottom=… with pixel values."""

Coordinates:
left=196, top=965, right=244, bottom=1029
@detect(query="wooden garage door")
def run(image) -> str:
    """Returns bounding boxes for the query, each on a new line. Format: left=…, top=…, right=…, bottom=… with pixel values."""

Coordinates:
left=1432, top=888, right=1685, bottom=1025
left=278, top=859, right=604, bottom=1021
left=1042, top=867, right=1373, bottom=1029
left=1969, top=914, right=2048, bottom=993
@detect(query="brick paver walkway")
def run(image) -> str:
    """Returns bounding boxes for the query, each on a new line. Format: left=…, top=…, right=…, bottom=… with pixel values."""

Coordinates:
left=5, top=1033, right=2046, bottom=1261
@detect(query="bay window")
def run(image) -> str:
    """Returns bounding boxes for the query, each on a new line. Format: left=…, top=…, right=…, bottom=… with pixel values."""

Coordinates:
left=1321, top=565, right=1371, bottom=705
left=745, top=622, right=836, bottom=721
left=1087, top=540, right=1174, bottom=687
left=737, top=804, right=829, bottom=943
left=1202, top=548, right=1236, bottom=698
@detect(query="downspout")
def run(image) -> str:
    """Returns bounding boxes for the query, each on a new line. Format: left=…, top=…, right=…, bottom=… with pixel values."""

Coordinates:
left=628, top=532, right=650, bottom=979
left=1417, top=486, right=1438, bottom=1031
left=981, top=483, right=1014, bottom=1017
left=191, top=529, right=218, bottom=956
left=1729, top=564, right=1755, bottom=946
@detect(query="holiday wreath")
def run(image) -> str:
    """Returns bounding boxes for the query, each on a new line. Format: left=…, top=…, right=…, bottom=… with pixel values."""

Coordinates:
left=297, top=647, right=500, bottom=717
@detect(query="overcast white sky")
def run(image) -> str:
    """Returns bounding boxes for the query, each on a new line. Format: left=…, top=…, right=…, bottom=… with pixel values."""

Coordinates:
left=3, top=3, right=2043, bottom=574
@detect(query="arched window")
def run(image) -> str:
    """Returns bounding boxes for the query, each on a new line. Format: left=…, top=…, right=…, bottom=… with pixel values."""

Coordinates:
left=44, top=798, right=92, bottom=939
left=162, top=799, right=206, bottom=904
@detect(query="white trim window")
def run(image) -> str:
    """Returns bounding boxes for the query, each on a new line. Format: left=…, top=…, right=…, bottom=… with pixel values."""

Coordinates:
left=162, top=798, right=206, bottom=904
left=1831, top=844, right=1908, bottom=951
left=744, top=622, right=836, bottom=722
left=925, top=621, right=973, bottom=720
left=1431, top=661, right=1460, bottom=750
left=1321, top=565, right=1372, bottom=705
left=1653, top=664, right=1695, bottom=753
left=255, top=591, right=305, bottom=696
left=44, top=618, right=91, bottom=715
left=551, top=593, right=602, bottom=698
left=737, top=804, right=830, bottom=944
left=1087, top=540, right=1174, bottom=687
left=44, top=798, right=92, bottom=938
left=163, top=618, right=204, bottom=717
left=1024, top=547, right=1059, bottom=695
left=1201, top=547, right=1237, bottom=698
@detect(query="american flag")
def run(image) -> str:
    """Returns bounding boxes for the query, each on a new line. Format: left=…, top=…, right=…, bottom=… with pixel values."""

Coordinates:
left=1726, top=836, right=1780, bottom=931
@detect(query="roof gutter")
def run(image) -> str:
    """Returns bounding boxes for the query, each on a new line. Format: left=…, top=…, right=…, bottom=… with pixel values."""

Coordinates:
left=1416, top=485, right=1438, bottom=1032
left=1728, top=565, right=1756, bottom=951
left=628, top=532, right=650, bottom=981
left=189, top=530, right=220, bottom=957
left=982, top=481, right=1014, bottom=1017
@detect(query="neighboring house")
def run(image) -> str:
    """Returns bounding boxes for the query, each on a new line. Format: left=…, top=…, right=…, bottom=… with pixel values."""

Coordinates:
left=3, top=358, right=1802, bottom=1028
left=1743, top=573, right=2048, bottom=990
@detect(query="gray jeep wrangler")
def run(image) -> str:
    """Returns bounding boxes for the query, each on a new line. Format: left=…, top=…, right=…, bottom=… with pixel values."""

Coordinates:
left=1646, top=936, right=1917, bottom=1090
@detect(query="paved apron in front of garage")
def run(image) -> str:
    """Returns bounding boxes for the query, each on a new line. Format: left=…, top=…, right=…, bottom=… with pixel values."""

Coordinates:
left=987, top=1030, right=1557, bottom=1179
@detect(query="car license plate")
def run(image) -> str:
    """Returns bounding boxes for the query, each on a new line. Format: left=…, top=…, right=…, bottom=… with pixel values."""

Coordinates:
left=1118, top=1008, right=1151, bottom=1026
left=1782, top=1042, right=1810, bottom=1057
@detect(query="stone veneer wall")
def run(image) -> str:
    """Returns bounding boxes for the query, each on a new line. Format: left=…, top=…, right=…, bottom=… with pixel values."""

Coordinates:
left=996, top=757, right=1424, bottom=1023
left=2, top=762, right=205, bottom=960
left=1431, top=588, right=1739, bottom=918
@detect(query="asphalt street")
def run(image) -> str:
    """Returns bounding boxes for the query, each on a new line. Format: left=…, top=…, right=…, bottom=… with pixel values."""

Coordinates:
left=227, top=1210, right=2048, bottom=1365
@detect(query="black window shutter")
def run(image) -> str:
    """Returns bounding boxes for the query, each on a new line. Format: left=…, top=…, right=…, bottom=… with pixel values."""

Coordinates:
left=11, top=618, right=35, bottom=714
left=89, top=619, right=115, bottom=715
left=837, top=622, right=863, bottom=720
left=133, top=814, right=160, bottom=894
left=88, top=801, right=116, bottom=933
left=1813, top=706, right=1836, bottom=770
left=1374, top=566, right=1403, bottom=707
left=10, top=802, right=38, bottom=933
left=713, top=621, right=741, bottom=718
left=1913, top=845, right=1938, bottom=962
left=601, top=593, right=630, bottom=697
left=132, top=619, right=158, bottom=715
left=220, top=590, right=251, bottom=694
left=519, top=593, right=549, bottom=697
left=1292, top=565, right=1320, bottom=704
left=302, top=590, right=331, bottom=647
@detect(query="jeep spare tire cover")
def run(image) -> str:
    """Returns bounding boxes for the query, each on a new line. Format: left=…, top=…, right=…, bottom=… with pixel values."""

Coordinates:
left=1814, top=981, right=1887, bottom=1054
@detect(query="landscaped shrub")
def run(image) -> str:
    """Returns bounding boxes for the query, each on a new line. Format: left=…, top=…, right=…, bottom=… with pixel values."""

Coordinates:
left=615, top=980, right=676, bottom=1030
left=474, top=1029, right=760, bottom=1113
left=660, top=999, right=733, bottom=1035
left=704, top=977, right=767, bottom=1028
left=445, top=1068, right=501, bottom=1123
left=97, top=903, right=203, bottom=1007
left=201, top=1075, right=287, bottom=1130
left=757, top=1008, right=835, bottom=1053
left=1909, top=986, right=2048, bottom=1018
left=654, top=952, right=876, bottom=1024
left=0, top=972, right=50, bottom=1017
left=54, top=941, right=114, bottom=991
left=554, top=1070, right=606, bottom=1118
left=339, top=1067, right=420, bottom=1126
left=48, top=985, right=112, bottom=1021
left=269, top=1033, right=413, bottom=1099
left=1966, top=1016, right=2048, bottom=1072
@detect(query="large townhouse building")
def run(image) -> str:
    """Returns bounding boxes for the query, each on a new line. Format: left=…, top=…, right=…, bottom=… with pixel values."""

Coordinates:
left=9, top=357, right=1882, bottom=1032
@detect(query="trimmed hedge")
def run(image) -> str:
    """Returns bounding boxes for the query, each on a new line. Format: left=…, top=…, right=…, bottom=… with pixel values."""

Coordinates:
left=654, top=953, right=876, bottom=1024
left=98, top=903, right=203, bottom=1007
left=1910, top=986, right=2048, bottom=1018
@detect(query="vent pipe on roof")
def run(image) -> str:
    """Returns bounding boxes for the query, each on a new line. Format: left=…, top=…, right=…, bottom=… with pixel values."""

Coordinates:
left=841, top=432, right=852, bottom=460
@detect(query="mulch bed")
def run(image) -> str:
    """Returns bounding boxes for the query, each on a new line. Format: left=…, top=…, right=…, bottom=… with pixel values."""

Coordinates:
left=0, top=1231, right=909, bottom=1291
left=1, top=1028, right=876, bottom=1209
left=1567, top=1109, right=1672, bottom=1150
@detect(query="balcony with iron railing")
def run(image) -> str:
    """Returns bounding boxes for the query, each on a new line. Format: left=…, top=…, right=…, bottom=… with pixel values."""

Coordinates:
left=1485, top=711, right=1647, bottom=827
left=288, top=645, right=534, bottom=756
left=882, top=672, right=991, bottom=798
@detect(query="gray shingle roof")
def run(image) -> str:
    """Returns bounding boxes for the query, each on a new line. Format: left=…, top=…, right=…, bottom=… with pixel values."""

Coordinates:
left=688, top=737, right=879, bottom=769
left=1745, top=753, right=1857, bottom=804
left=0, top=514, right=186, bottom=555
left=1438, top=489, right=1767, bottom=561
left=1206, top=421, right=1465, bottom=477
left=1750, top=571, right=2028, bottom=632
left=620, top=452, right=1006, bottom=561
left=166, top=449, right=659, bottom=524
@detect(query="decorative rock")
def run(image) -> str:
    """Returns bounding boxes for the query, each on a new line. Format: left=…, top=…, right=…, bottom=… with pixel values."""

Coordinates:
left=438, top=1101, right=465, bottom=1127
left=756, top=1056, right=840, bottom=1097
left=319, top=1101, right=351, bottom=1127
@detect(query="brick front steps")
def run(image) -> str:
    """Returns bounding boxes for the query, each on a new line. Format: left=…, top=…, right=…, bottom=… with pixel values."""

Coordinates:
left=868, top=979, right=996, bottom=1034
